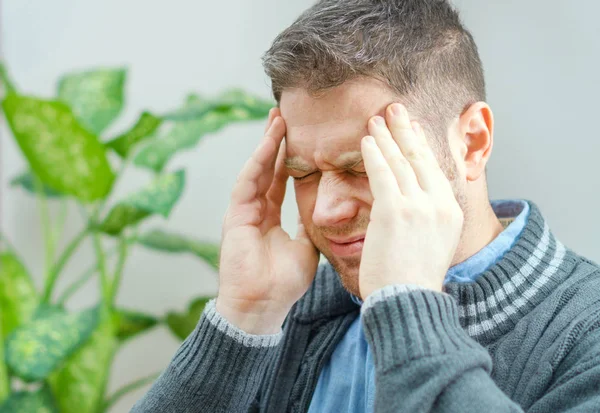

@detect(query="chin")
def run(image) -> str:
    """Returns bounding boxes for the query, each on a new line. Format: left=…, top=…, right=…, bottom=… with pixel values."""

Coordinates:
left=324, top=253, right=362, bottom=298
left=309, top=229, right=365, bottom=298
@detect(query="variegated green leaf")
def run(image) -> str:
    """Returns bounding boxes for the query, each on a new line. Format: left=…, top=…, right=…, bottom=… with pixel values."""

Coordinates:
left=32, top=303, right=65, bottom=321
left=134, top=91, right=272, bottom=172
left=105, top=111, right=162, bottom=158
left=57, top=68, right=126, bottom=134
left=48, top=315, right=117, bottom=413
left=160, top=94, right=214, bottom=121
left=137, top=229, right=219, bottom=270
left=218, top=88, right=274, bottom=118
left=10, top=171, right=64, bottom=198
left=1, top=95, right=115, bottom=202
left=166, top=297, right=212, bottom=340
left=113, top=308, right=159, bottom=342
left=97, top=170, right=185, bottom=235
left=96, top=205, right=149, bottom=236
left=162, top=89, right=272, bottom=121
left=0, top=385, right=58, bottom=413
left=5, top=307, right=99, bottom=382
left=0, top=252, right=38, bottom=337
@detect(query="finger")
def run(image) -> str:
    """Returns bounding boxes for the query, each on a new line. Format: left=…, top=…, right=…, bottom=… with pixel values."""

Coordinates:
left=231, top=117, right=285, bottom=205
left=386, top=103, right=441, bottom=191
left=266, top=139, right=288, bottom=203
left=409, top=121, right=451, bottom=192
left=361, top=135, right=401, bottom=204
left=368, top=115, right=421, bottom=196
left=267, top=140, right=289, bottom=224
left=263, top=107, right=280, bottom=134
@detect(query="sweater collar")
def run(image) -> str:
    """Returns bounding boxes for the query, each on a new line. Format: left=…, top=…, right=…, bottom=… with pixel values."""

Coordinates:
left=444, top=200, right=578, bottom=344
left=291, top=201, right=579, bottom=344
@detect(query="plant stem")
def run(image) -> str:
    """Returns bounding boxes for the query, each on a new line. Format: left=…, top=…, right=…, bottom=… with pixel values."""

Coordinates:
left=92, top=231, right=111, bottom=309
left=34, top=177, right=54, bottom=283
left=42, top=226, right=88, bottom=303
left=56, top=263, right=98, bottom=307
left=56, top=247, right=117, bottom=306
left=102, top=372, right=160, bottom=412
left=52, top=199, right=68, bottom=246
left=109, top=235, right=130, bottom=308
left=57, top=233, right=137, bottom=306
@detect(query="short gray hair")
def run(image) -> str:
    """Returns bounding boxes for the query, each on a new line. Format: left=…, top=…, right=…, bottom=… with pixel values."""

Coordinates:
left=262, top=0, right=486, bottom=148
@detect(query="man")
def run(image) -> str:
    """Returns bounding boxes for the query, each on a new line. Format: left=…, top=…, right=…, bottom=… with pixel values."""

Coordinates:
left=133, top=0, right=600, bottom=412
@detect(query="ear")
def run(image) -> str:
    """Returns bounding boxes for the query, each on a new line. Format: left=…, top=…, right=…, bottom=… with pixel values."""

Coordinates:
left=458, top=102, right=494, bottom=182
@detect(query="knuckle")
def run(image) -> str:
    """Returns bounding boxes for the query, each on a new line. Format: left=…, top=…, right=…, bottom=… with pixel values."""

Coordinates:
left=392, top=123, right=413, bottom=134
left=404, top=148, right=425, bottom=162
left=400, top=200, right=429, bottom=222
left=389, top=153, right=411, bottom=169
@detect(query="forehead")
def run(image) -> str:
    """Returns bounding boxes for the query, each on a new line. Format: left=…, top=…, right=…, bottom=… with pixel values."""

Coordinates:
left=280, top=78, right=398, bottom=163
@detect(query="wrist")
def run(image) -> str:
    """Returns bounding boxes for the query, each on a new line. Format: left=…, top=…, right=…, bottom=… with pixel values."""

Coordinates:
left=361, top=279, right=442, bottom=299
left=215, top=298, right=287, bottom=335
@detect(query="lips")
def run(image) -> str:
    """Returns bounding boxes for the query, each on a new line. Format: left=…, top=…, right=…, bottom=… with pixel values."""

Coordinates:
left=325, top=234, right=366, bottom=244
left=326, top=234, right=365, bottom=257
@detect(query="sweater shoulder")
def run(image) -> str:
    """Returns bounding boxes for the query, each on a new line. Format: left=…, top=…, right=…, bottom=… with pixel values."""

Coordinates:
left=490, top=255, right=600, bottom=354
left=547, top=255, right=600, bottom=355
left=513, top=255, right=600, bottom=365
left=540, top=254, right=600, bottom=323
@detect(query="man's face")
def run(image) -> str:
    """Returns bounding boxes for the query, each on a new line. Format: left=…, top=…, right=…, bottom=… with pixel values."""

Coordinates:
left=280, top=78, right=407, bottom=296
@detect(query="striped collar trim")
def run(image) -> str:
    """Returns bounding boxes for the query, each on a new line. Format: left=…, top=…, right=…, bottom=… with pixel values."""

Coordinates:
left=444, top=201, right=578, bottom=344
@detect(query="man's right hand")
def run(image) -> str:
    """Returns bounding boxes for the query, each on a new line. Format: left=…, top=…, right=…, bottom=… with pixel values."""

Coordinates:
left=215, top=108, right=320, bottom=335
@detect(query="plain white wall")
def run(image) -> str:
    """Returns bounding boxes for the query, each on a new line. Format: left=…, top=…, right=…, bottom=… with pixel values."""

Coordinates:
left=1, top=1, right=599, bottom=411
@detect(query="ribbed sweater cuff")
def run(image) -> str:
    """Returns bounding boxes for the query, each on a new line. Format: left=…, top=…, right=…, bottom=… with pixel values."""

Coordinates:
left=362, top=284, right=427, bottom=310
left=361, top=288, right=480, bottom=371
left=203, top=299, right=283, bottom=346
left=164, top=299, right=283, bottom=410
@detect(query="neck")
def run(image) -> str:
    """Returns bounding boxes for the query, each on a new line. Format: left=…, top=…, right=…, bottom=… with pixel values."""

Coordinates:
left=451, top=201, right=504, bottom=267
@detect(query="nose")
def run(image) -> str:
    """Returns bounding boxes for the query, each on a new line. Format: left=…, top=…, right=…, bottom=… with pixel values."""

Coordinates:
left=312, top=174, right=358, bottom=227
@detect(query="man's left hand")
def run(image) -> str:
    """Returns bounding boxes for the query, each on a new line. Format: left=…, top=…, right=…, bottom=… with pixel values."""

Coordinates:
left=358, top=103, right=464, bottom=299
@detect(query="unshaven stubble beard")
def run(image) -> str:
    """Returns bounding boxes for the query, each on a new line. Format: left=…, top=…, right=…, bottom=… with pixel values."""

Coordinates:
left=307, top=215, right=369, bottom=298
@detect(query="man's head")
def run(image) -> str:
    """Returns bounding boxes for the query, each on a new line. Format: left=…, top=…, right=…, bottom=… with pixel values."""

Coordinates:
left=262, top=0, right=494, bottom=295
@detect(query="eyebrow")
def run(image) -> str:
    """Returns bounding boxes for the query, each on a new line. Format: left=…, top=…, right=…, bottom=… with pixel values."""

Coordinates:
left=284, top=151, right=363, bottom=172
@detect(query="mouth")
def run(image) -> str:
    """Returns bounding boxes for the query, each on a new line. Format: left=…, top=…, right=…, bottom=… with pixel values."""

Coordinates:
left=325, top=235, right=365, bottom=257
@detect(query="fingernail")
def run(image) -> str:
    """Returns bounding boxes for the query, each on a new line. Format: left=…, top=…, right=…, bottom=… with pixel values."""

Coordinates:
left=364, top=135, right=375, bottom=145
left=391, top=103, right=404, bottom=116
left=371, top=116, right=385, bottom=126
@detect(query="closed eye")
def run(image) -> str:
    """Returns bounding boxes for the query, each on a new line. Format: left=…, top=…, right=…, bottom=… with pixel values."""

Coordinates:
left=293, top=170, right=367, bottom=181
left=292, top=172, right=317, bottom=181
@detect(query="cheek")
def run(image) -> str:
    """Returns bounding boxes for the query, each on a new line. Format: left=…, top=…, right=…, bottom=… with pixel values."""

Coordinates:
left=293, top=181, right=317, bottom=221
left=356, top=177, right=374, bottom=206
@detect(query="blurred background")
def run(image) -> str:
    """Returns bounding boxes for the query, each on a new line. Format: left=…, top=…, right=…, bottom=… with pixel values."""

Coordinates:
left=1, top=0, right=599, bottom=412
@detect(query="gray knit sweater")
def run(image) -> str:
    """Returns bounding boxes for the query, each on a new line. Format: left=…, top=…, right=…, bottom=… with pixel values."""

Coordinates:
left=132, top=201, right=600, bottom=412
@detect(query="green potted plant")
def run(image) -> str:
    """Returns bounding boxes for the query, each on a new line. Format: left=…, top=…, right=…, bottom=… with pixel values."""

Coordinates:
left=0, top=63, right=272, bottom=412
